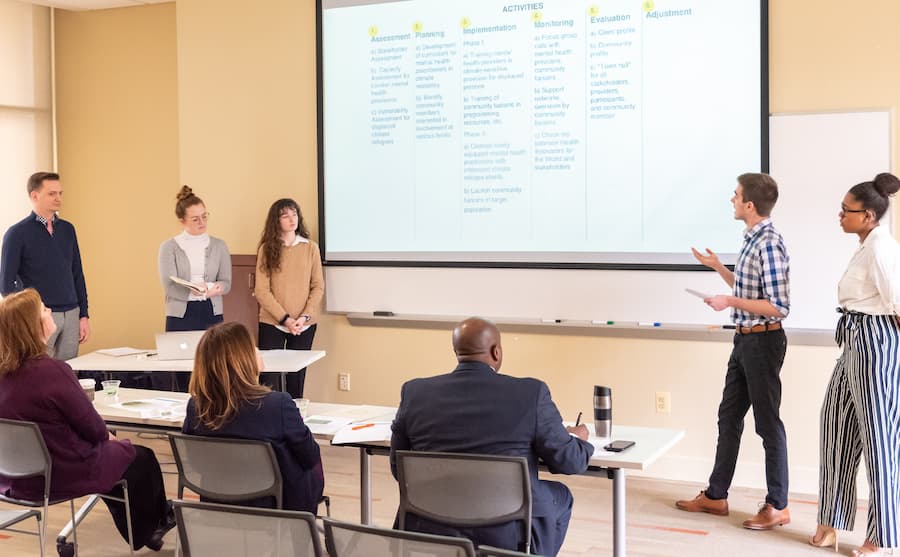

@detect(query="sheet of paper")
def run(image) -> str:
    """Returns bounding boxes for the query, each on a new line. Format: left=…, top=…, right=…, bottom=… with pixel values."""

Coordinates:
left=332, top=422, right=392, bottom=445
left=685, top=288, right=712, bottom=300
left=275, top=323, right=311, bottom=334
left=323, top=405, right=396, bottom=422
left=109, top=398, right=186, bottom=419
left=303, top=415, right=354, bottom=436
left=366, top=411, right=397, bottom=423
left=96, top=347, right=152, bottom=357
left=589, top=438, right=613, bottom=453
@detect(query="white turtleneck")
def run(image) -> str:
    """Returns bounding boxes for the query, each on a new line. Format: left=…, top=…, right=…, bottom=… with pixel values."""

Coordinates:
left=174, top=231, right=210, bottom=300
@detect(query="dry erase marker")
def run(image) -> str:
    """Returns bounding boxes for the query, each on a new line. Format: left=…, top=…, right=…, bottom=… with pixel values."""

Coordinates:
left=722, top=324, right=736, bottom=330
left=575, top=412, right=582, bottom=427
left=638, top=322, right=662, bottom=327
left=541, top=319, right=563, bottom=323
left=351, top=423, right=375, bottom=430
left=591, top=320, right=615, bottom=325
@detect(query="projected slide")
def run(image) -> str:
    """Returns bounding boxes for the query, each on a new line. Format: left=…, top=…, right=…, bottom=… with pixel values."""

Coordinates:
left=321, top=0, right=764, bottom=264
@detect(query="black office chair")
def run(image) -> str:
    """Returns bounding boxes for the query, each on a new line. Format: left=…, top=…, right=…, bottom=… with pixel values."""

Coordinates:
left=395, top=450, right=533, bottom=554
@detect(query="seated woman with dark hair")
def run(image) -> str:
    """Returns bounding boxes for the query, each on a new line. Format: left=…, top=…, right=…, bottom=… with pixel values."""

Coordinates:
left=183, top=321, right=325, bottom=513
left=0, top=289, right=174, bottom=551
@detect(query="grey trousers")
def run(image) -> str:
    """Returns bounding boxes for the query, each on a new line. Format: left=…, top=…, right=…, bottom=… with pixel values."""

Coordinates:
left=47, top=307, right=81, bottom=361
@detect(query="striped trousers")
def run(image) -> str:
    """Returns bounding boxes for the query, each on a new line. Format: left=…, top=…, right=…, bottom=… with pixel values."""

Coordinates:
left=818, top=312, right=900, bottom=547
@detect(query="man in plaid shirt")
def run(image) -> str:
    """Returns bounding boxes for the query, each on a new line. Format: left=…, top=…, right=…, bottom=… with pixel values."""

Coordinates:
left=676, top=173, right=791, bottom=531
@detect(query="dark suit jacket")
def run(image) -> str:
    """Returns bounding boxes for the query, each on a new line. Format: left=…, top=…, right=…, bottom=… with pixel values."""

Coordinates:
left=390, top=361, right=594, bottom=518
left=183, top=391, right=324, bottom=513
left=0, top=357, right=135, bottom=500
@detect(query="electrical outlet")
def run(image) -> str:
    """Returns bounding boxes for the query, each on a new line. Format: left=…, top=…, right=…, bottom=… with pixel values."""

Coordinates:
left=655, top=391, right=671, bottom=414
left=338, top=373, right=351, bottom=391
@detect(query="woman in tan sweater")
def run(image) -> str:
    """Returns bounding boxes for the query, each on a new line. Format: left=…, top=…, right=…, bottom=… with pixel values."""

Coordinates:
left=254, top=199, right=324, bottom=397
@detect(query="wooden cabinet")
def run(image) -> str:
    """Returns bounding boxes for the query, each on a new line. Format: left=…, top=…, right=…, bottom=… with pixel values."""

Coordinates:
left=223, top=254, right=259, bottom=340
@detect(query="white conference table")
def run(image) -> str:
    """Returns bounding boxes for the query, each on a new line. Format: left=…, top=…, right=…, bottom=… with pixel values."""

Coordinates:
left=68, top=349, right=326, bottom=392
left=582, top=425, right=684, bottom=557
left=65, top=388, right=389, bottom=552
left=93, top=388, right=682, bottom=557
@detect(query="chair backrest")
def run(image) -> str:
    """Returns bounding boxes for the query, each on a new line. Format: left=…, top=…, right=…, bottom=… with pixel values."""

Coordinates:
left=324, top=518, right=476, bottom=557
left=395, top=451, right=532, bottom=552
left=169, top=433, right=283, bottom=508
left=478, top=546, right=540, bottom=557
left=174, top=500, right=323, bottom=557
left=0, top=419, right=51, bottom=502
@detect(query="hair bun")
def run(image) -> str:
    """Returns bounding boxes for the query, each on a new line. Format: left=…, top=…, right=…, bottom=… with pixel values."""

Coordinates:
left=176, top=185, right=194, bottom=202
left=873, top=173, right=900, bottom=198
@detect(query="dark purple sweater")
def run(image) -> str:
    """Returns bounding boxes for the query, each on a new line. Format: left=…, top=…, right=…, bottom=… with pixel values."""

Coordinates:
left=0, top=357, right=135, bottom=500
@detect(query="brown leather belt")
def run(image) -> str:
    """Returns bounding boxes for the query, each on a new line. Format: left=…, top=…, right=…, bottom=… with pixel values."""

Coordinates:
left=736, top=322, right=782, bottom=335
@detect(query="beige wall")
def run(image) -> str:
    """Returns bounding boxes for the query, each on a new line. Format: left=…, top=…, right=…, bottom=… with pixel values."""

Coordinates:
left=176, top=0, right=319, bottom=255
left=55, top=3, right=179, bottom=347
left=56, top=0, right=900, bottom=494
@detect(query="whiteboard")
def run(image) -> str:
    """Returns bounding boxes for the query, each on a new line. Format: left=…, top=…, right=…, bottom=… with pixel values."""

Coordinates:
left=770, top=111, right=891, bottom=330
left=326, top=111, right=892, bottom=330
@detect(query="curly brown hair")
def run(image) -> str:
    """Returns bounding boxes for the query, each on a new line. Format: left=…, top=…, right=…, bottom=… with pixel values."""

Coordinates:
left=257, top=198, right=310, bottom=276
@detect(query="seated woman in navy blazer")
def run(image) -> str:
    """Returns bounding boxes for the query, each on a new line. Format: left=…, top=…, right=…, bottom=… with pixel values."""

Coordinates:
left=182, top=321, right=325, bottom=513
left=0, top=289, right=174, bottom=551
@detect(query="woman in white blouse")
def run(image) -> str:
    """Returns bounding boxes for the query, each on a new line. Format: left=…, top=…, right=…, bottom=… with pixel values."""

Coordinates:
left=156, top=186, right=232, bottom=390
left=809, top=173, right=900, bottom=557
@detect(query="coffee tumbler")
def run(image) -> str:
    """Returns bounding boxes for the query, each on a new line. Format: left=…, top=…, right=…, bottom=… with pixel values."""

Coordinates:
left=594, top=385, right=612, bottom=437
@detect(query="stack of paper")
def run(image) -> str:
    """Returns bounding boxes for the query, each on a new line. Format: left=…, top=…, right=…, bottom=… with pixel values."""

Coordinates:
left=169, top=276, right=206, bottom=295
left=331, top=422, right=392, bottom=445
left=97, top=347, right=151, bottom=357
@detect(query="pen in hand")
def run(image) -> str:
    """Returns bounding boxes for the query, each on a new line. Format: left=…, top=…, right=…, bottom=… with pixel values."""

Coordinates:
left=568, top=412, right=588, bottom=441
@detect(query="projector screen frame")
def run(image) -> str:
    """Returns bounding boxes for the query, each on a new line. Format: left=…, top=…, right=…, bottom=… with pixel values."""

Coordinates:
left=315, top=0, right=770, bottom=272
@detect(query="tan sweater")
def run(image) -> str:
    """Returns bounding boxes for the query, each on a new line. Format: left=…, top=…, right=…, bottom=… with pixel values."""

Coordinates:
left=254, top=240, right=324, bottom=326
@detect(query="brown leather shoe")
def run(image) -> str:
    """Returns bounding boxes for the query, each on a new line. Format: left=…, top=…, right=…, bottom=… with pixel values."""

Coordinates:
left=675, top=490, right=729, bottom=516
left=742, top=504, right=790, bottom=530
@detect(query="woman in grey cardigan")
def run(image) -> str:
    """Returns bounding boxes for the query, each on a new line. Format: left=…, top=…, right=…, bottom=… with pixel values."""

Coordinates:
left=156, top=186, right=231, bottom=390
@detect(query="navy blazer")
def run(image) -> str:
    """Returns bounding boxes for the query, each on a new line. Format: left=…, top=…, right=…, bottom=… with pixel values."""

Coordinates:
left=390, top=361, right=594, bottom=518
left=183, top=391, right=324, bottom=513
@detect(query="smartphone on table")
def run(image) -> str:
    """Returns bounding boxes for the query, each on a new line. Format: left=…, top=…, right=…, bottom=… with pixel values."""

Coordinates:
left=603, top=440, right=635, bottom=452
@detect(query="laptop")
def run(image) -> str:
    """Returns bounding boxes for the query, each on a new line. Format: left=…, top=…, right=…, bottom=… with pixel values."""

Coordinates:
left=154, top=331, right=205, bottom=361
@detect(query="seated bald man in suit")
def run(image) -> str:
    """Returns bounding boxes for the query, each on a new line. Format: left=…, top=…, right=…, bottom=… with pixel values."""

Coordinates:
left=390, top=317, right=594, bottom=556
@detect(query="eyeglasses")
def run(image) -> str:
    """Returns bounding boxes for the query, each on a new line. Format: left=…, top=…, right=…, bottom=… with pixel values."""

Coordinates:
left=188, top=213, right=210, bottom=224
left=839, top=206, right=867, bottom=217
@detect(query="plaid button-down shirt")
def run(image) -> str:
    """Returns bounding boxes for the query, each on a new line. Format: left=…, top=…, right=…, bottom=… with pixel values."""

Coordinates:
left=732, top=218, right=790, bottom=327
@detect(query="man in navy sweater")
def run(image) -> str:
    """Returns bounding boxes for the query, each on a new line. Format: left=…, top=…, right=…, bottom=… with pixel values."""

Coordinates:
left=1, top=172, right=90, bottom=360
